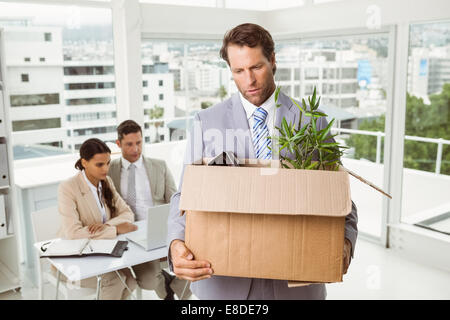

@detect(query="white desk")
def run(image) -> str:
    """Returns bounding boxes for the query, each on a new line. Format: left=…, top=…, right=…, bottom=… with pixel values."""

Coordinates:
left=34, top=220, right=168, bottom=299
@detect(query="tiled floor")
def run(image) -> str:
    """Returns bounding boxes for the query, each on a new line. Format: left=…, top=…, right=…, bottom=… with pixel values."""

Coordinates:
left=1, top=238, right=449, bottom=300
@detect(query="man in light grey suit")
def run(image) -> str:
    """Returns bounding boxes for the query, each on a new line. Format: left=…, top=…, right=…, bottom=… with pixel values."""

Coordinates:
left=109, top=120, right=191, bottom=300
left=168, top=23, right=358, bottom=300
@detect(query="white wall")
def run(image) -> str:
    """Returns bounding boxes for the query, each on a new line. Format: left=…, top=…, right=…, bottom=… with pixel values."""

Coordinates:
left=139, top=3, right=261, bottom=38
left=3, top=26, right=63, bottom=65
left=7, top=67, right=63, bottom=95
left=138, top=0, right=450, bottom=39
left=261, top=0, right=450, bottom=36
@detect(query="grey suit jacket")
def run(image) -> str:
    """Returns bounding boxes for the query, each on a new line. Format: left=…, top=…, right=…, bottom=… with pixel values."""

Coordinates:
left=168, top=91, right=358, bottom=300
left=108, top=157, right=177, bottom=207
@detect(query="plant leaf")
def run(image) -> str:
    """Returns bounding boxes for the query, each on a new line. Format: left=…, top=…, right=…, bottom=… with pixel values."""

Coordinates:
left=291, top=97, right=305, bottom=114
left=275, top=86, right=281, bottom=104
left=306, top=161, right=319, bottom=170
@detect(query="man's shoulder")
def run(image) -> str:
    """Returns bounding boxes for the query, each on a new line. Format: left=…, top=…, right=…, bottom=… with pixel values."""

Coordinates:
left=110, top=157, right=121, bottom=166
left=143, top=157, right=167, bottom=169
left=108, top=157, right=121, bottom=173
left=196, top=95, right=234, bottom=120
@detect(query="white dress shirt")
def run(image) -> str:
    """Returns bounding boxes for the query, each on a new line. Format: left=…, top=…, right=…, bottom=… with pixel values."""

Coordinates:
left=239, top=90, right=276, bottom=159
left=239, top=90, right=276, bottom=138
left=82, top=170, right=107, bottom=223
left=120, top=155, right=154, bottom=221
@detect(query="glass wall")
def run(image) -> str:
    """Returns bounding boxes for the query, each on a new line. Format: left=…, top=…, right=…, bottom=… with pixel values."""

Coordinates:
left=401, top=21, right=450, bottom=236
left=276, top=34, right=390, bottom=238
left=141, top=39, right=230, bottom=144
left=0, top=1, right=117, bottom=158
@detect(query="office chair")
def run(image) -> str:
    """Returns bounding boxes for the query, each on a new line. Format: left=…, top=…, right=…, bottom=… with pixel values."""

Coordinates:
left=31, top=206, right=97, bottom=300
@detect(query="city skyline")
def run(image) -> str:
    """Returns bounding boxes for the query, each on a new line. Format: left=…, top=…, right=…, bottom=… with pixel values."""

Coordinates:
left=1, top=14, right=449, bottom=161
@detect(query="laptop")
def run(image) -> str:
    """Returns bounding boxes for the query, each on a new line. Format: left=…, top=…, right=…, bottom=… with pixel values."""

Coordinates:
left=126, top=204, right=170, bottom=251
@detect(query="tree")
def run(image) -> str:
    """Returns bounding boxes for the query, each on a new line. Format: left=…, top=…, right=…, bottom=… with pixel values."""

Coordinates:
left=346, top=115, right=385, bottom=163
left=148, top=105, right=164, bottom=143
left=201, top=101, right=213, bottom=109
left=218, top=85, right=227, bottom=101
left=346, top=83, right=450, bottom=175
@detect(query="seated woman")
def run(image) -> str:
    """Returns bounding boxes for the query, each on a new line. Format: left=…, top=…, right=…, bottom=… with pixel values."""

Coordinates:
left=57, top=138, right=138, bottom=299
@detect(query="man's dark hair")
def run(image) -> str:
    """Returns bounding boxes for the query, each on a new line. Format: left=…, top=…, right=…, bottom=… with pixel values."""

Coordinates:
left=220, top=23, right=276, bottom=74
left=117, top=120, right=142, bottom=141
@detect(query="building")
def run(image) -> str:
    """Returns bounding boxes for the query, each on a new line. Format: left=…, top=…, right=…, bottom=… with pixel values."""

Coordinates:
left=63, top=61, right=117, bottom=150
left=3, top=26, right=67, bottom=153
left=142, top=61, right=175, bottom=143
left=407, top=46, right=450, bottom=101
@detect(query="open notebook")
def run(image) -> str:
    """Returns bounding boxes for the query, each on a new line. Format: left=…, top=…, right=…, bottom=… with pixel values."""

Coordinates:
left=39, top=239, right=128, bottom=258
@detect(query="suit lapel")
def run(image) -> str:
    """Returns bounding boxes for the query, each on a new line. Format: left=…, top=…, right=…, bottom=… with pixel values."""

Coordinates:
left=76, top=172, right=102, bottom=223
left=275, top=91, right=296, bottom=131
left=144, top=158, right=157, bottom=201
left=228, top=91, right=296, bottom=160
left=110, top=159, right=121, bottom=195
left=229, top=93, right=255, bottom=159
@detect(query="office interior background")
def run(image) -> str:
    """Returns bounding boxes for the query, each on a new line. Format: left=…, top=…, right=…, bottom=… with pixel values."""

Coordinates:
left=0, top=0, right=449, bottom=300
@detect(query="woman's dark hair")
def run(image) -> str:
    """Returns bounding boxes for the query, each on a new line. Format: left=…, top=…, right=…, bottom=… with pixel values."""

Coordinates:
left=220, top=23, right=276, bottom=74
left=75, top=138, right=116, bottom=217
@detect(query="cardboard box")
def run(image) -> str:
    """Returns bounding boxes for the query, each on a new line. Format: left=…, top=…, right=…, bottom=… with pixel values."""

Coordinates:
left=180, top=159, right=352, bottom=284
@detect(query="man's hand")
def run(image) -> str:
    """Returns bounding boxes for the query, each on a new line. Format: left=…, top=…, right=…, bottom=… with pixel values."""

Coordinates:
left=170, top=240, right=213, bottom=282
left=343, top=238, right=352, bottom=274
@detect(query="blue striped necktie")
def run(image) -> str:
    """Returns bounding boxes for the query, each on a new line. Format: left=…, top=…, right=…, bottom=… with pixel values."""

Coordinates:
left=252, top=107, right=272, bottom=159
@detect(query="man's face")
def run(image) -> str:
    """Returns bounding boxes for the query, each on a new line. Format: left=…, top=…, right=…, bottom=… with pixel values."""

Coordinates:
left=227, top=44, right=276, bottom=107
left=116, top=131, right=143, bottom=163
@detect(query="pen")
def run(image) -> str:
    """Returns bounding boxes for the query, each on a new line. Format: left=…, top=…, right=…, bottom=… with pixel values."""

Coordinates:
left=89, top=244, right=94, bottom=252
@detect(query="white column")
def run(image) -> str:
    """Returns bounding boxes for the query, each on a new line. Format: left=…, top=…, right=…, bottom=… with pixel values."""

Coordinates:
left=387, top=23, right=409, bottom=230
left=111, top=0, right=144, bottom=129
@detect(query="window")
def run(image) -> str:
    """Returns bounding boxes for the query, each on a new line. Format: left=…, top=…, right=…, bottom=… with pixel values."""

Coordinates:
left=342, top=68, right=357, bottom=79
left=64, top=66, right=114, bottom=76
left=323, top=68, right=336, bottom=79
left=44, top=32, right=52, bottom=41
left=275, top=68, right=291, bottom=81
left=401, top=21, right=450, bottom=235
left=283, top=34, right=391, bottom=239
left=66, top=97, right=114, bottom=106
left=143, top=80, right=148, bottom=87
left=323, top=83, right=337, bottom=94
left=341, top=82, right=358, bottom=94
left=12, top=118, right=61, bottom=131
left=294, top=85, right=300, bottom=98
left=305, top=84, right=314, bottom=95
left=141, top=39, right=229, bottom=144
left=10, top=93, right=59, bottom=107
left=64, top=82, right=115, bottom=90
left=67, top=111, right=116, bottom=122
left=21, top=74, right=29, bottom=82
left=143, top=95, right=149, bottom=101
left=1, top=2, right=117, bottom=158
left=305, top=68, right=319, bottom=80
left=73, top=125, right=116, bottom=137
left=294, top=68, right=300, bottom=80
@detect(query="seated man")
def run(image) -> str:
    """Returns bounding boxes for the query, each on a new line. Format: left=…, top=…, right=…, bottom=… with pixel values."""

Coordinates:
left=108, top=120, right=191, bottom=300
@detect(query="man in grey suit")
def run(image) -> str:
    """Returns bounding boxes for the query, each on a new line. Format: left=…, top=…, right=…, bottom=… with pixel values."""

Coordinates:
left=109, top=120, right=191, bottom=300
left=168, top=23, right=358, bottom=300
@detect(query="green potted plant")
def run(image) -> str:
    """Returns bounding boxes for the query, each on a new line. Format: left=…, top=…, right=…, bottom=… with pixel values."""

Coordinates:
left=270, top=86, right=348, bottom=171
